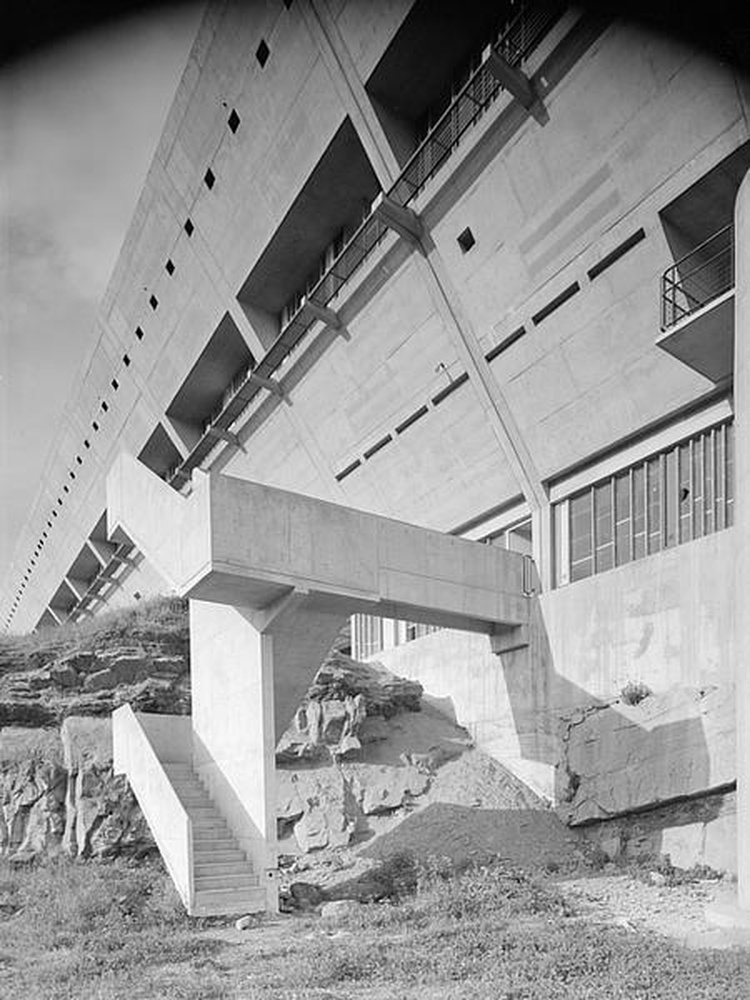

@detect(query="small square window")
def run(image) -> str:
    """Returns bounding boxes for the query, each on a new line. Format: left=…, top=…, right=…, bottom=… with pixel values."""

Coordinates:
left=101, top=401, right=108, bottom=412
left=69, top=471, right=75, bottom=480
left=123, top=354, right=130, bottom=367
left=256, top=39, right=270, bottom=67
left=135, top=326, right=144, bottom=341
left=63, top=486, right=69, bottom=494
left=184, top=218, right=194, bottom=237
left=149, top=295, right=158, bottom=311
left=204, top=168, right=215, bottom=190
left=457, top=227, right=476, bottom=253
left=165, top=260, right=174, bottom=276
left=76, top=456, right=82, bottom=464
left=111, top=379, right=119, bottom=391
left=52, top=510, right=58, bottom=517
left=228, top=109, right=240, bottom=133
left=84, top=439, right=90, bottom=449
left=92, top=421, right=99, bottom=431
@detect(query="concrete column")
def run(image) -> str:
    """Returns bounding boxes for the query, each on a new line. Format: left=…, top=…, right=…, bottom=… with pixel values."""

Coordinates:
left=734, top=170, right=750, bottom=914
left=189, top=599, right=279, bottom=910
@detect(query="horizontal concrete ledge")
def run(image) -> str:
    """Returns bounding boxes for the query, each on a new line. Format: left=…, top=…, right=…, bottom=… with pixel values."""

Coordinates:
left=106, top=453, right=530, bottom=632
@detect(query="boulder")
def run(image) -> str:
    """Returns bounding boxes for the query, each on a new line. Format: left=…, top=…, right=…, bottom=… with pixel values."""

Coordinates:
left=359, top=764, right=429, bottom=815
left=277, top=770, right=359, bottom=853
left=50, top=662, right=79, bottom=689
left=57, top=651, right=98, bottom=674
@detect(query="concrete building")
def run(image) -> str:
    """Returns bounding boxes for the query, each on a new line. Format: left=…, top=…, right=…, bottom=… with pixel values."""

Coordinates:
left=3, top=1, right=748, bottom=917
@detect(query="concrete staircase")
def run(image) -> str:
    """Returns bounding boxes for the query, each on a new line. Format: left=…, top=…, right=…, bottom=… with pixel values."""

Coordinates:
left=163, top=763, right=266, bottom=916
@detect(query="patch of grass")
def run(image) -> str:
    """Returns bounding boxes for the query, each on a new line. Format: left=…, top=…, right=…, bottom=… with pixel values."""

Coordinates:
left=0, top=596, right=188, bottom=677
left=2, top=852, right=747, bottom=1000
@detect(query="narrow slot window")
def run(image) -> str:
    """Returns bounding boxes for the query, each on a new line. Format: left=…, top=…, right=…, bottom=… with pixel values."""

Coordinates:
left=165, top=260, right=175, bottom=276
left=228, top=109, right=240, bottom=133
left=184, top=219, right=194, bottom=237
left=256, top=40, right=270, bottom=67
left=204, top=168, right=215, bottom=190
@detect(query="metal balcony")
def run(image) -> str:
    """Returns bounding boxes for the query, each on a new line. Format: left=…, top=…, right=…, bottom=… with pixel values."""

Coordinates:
left=657, top=224, right=735, bottom=383
left=661, top=224, right=734, bottom=330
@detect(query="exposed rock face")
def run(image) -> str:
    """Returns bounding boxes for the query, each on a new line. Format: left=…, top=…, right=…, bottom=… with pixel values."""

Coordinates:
left=0, top=722, right=154, bottom=864
left=0, top=644, right=190, bottom=725
left=558, top=685, right=734, bottom=826
left=276, top=655, right=422, bottom=762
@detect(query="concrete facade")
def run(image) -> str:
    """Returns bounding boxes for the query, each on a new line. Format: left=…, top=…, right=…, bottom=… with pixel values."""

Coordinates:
left=3, top=1, right=747, bottom=913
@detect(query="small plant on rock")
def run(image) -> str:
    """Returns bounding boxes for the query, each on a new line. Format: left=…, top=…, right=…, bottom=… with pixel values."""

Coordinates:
left=620, top=680, right=652, bottom=706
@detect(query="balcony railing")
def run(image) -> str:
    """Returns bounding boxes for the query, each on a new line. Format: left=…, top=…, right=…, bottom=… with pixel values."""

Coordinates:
left=661, top=224, right=734, bottom=331
left=169, top=1, right=564, bottom=488
left=390, top=1, right=563, bottom=208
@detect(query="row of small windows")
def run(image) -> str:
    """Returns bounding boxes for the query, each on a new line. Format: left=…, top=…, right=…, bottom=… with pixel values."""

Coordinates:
left=9, top=74, right=251, bottom=618
left=554, top=419, right=734, bottom=587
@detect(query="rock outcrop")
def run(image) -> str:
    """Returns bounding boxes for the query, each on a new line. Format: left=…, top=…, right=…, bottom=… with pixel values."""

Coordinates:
left=558, top=684, right=734, bottom=826
left=0, top=721, right=153, bottom=863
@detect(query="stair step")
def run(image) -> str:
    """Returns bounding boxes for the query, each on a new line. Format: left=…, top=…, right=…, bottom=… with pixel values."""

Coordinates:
left=194, top=860, right=254, bottom=875
left=193, top=850, right=247, bottom=863
left=192, top=838, right=238, bottom=851
left=195, top=874, right=260, bottom=891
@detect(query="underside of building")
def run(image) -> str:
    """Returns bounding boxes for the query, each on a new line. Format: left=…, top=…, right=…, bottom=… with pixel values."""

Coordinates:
left=3, top=1, right=748, bottom=919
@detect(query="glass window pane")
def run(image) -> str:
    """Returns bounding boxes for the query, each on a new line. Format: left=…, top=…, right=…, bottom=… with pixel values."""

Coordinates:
left=678, top=442, right=691, bottom=543
left=726, top=422, right=734, bottom=526
left=632, top=465, right=646, bottom=559
left=594, top=481, right=614, bottom=572
left=569, top=492, right=593, bottom=580
left=665, top=449, right=678, bottom=548
left=647, top=457, right=662, bottom=553
left=615, top=471, right=631, bottom=566
left=704, top=432, right=715, bottom=534
left=692, top=439, right=704, bottom=539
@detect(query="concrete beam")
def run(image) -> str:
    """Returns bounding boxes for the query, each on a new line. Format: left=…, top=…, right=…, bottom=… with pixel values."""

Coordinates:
left=372, top=193, right=424, bottom=246
left=89, top=538, right=117, bottom=563
left=483, top=47, right=548, bottom=125
left=106, top=453, right=530, bottom=633
left=65, top=577, right=90, bottom=602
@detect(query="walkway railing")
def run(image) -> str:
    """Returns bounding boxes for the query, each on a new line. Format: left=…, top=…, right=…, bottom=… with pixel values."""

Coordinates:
left=169, top=1, right=564, bottom=487
left=661, top=224, right=734, bottom=330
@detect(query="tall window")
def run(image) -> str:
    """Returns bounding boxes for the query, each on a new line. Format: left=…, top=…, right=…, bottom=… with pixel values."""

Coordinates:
left=555, top=419, right=733, bottom=586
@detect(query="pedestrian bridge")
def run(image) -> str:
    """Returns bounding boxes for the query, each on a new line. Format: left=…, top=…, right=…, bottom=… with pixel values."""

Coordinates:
left=108, top=453, right=530, bottom=914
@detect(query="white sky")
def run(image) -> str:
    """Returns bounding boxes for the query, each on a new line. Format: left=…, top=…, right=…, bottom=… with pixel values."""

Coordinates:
left=0, top=4, right=203, bottom=606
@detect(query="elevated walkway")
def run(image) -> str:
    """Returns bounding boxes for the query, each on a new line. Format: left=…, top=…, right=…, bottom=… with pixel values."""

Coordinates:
left=107, top=454, right=531, bottom=913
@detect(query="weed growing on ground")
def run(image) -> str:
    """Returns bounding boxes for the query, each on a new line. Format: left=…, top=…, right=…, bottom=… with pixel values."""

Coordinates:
left=1, top=851, right=747, bottom=1000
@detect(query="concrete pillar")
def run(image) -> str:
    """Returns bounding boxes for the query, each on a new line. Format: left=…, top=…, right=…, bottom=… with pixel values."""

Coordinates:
left=189, top=600, right=279, bottom=911
left=735, top=170, right=750, bottom=914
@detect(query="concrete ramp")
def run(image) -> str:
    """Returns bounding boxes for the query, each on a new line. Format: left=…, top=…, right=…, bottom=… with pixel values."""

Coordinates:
left=106, top=453, right=531, bottom=914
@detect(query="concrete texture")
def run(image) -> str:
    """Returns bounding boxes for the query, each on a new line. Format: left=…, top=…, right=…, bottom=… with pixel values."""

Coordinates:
left=109, top=456, right=531, bottom=911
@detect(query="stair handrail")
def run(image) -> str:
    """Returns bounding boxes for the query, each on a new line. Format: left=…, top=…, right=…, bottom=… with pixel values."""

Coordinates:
left=112, top=705, right=195, bottom=912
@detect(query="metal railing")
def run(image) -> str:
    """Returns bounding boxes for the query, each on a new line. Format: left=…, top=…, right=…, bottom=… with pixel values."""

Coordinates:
left=390, top=1, right=563, bottom=207
left=169, top=1, right=564, bottom=488
left=661, top=223, right=734, bottom=330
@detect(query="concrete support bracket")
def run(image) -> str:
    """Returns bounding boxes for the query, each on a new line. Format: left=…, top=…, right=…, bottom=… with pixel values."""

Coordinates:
left=246, top=371, right=285, bottom=398
left=490, top=623, right=529, bottom=655
left=207, top=427, right=241, bottom=448
left=372, top=193, right=424, bottom=246
left=483, top=47, right=548, bottom=125
left=301, top=297, right=341, bottom=330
